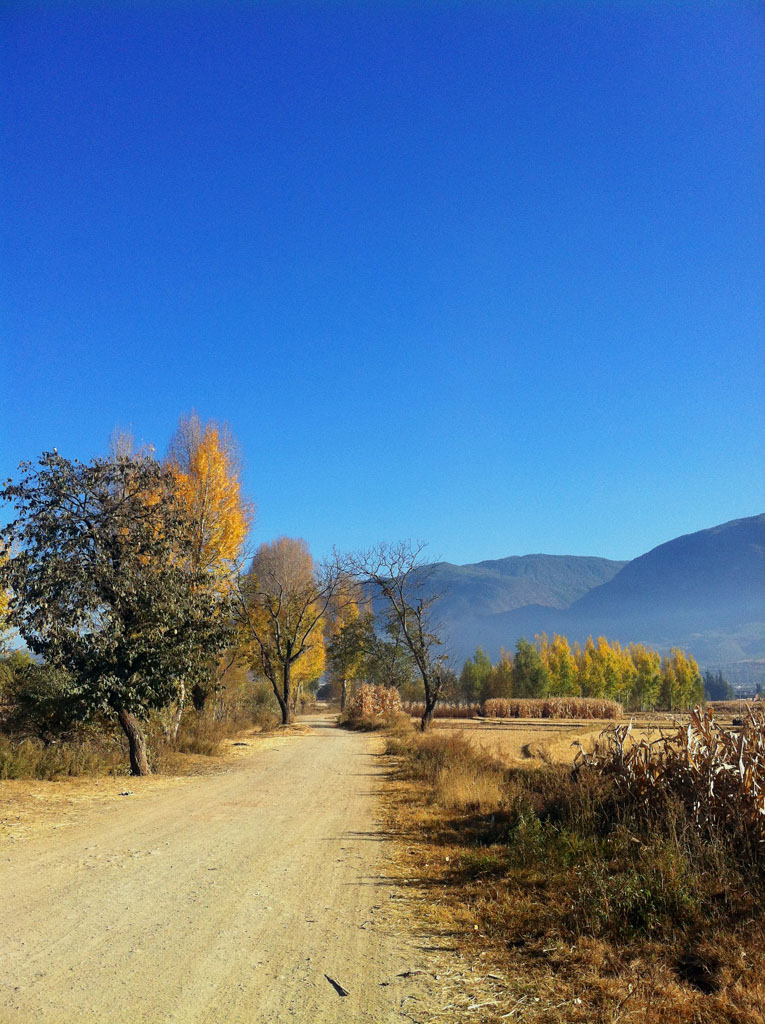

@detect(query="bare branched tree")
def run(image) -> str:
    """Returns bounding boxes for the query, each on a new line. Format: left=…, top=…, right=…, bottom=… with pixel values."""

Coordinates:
left=348, top=541, right=448, bottom=730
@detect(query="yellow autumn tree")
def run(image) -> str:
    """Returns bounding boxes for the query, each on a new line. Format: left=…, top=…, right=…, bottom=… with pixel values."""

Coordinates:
left=325, top=590, right=370, bottom=709
left=290, top=634, right=326, bottom=713
left=236, top=537, right=347, bottom=725
left=0, top=546, right=11, bottom=655
left=627, top=643, right=662, bottom=710
left=660, top=648, right=704, bottom=711
left=164, top=412, right=254, bottom=724
left=575, top=636, right=605, bottom=697
left=485, top=647, right=514, bottom=699
left=166, top=411, right=254, bottom=579
left=538, top=633, right=579, bottom=695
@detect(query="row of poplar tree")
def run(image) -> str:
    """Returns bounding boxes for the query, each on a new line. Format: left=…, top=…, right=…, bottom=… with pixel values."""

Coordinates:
left=458, top=635, right=706, bottom=711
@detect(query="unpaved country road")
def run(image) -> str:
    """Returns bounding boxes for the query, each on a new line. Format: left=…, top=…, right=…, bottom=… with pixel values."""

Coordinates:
left=0, top=716, right=443, bottom=1023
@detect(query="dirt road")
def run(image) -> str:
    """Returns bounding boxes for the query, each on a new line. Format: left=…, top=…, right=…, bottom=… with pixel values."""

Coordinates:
left=0, top=716, right=442, bottom=1023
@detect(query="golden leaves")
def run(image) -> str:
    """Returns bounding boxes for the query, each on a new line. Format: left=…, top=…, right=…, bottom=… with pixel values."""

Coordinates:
left=167, top=412, right=254, bottom=575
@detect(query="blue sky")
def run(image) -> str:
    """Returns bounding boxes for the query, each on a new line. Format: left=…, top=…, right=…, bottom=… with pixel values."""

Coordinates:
left=2, top=2, right=763, bottom=564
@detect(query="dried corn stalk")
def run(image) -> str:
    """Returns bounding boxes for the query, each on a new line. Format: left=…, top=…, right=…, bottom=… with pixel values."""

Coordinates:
left=483, top=697, right=622, bottom=720
left=345, top=684, right=403, bottom=720
left=576, top=704, right=765, bottom=862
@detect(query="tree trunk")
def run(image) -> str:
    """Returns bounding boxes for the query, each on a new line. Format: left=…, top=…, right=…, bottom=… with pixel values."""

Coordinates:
left=282, top=659, right=293, bottom=725
left=266, top=672, right=289, bottom=726
left=340, top=678, right=348, bottom=711
left=421, top=679, right=437, bottom=731
left=170, top=679, right=185, bottom=742
left=118, top=708, right=151, bottom=775
left=191, top=683, right=208, bottom=712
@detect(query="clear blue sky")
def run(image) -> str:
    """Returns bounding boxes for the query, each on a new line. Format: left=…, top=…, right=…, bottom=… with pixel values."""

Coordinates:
left=2, top=2, right=763, bottom=564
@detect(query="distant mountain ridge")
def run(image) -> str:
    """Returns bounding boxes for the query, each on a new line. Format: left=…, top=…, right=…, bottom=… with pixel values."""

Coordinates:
left=428, top=554, right=628, bottom=621
left=427, top=515, right=765, bottom=683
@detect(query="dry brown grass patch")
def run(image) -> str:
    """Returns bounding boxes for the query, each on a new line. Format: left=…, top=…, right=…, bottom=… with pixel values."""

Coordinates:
left=381, top=718, right=765, bottom=1024
left=434, top=760, right=506, bottom=812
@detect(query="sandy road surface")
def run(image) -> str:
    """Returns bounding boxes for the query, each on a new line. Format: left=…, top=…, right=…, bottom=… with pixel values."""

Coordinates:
left=0, top=717, right=442, bottom=1023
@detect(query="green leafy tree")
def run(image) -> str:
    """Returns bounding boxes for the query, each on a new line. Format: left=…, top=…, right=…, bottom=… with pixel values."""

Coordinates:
left=325, top=596, right=371, bottom=709
left=364, top=617, right=420, bottom=698
left=0, top=649, right=34, bottom=703
left=459, top=647, right=492, bottom=703
left=1, top=655, right=81, bottom=744
left=0, top=549, right=11, bottom=656
left=485, top=649, right=514, bottom=699
left=703, top=670, right=735, bottom=701
left=512, top=638, right=550, bottom=698
left=0, top=451, right=232, bottom=774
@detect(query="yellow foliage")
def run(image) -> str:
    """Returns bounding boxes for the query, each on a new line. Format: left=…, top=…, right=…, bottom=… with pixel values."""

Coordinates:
left=0, top=547, right=10, bottom=651
left=244, top=537, right=330, bottom=718
left=167, top=412, right=253, bottom=576
left=538, top=633, right=579, bottom=695
left=292, top=628, right=326, bottom=686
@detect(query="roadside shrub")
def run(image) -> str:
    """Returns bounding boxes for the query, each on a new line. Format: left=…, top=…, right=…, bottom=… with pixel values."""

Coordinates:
left=386, top=701, right=764, bottom=1017
left=244, top=679, right=280, bottom=731
left=173, top=714, right=231, bottom=756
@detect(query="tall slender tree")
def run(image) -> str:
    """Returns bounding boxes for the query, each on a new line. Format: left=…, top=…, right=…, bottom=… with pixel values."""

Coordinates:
left=0, top=546, right=11, bottom=655
left=325, top=598, right=370, bottom=710
left=166, top=411, right=254, bottom=578
left=165, top=412, right=254, bottom=724
left=459, top=647, right=492, bottom=703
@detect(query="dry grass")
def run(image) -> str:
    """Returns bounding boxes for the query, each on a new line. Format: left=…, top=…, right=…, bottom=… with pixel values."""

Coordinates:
left=403, top=697, right=624, bottom=721
left=425, top=713, right=697, bottom=769
left=425, top=718, right=620, bottom=767
left=0, top=702, right=280, bottom=781
left=404, top=702, right=481, bottom=719
left=709, top=698, right=763, bottom=716
left=0, top=732, right=127, bottom=780
left=434, top=761, right=505, bottom=812
left=382, top=719, right=765, bottom=1024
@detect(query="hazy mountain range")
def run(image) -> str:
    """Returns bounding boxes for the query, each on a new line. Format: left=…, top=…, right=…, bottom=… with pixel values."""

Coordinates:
left=425, top=514, right=765, bottom=684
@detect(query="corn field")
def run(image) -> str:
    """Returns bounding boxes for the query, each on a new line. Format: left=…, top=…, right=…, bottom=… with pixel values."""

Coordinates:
left=576, top=704, right=765, bottom=862
left=482, top=696, right=623, bottom=719
left=345, top=684, right=403, bottom=721
left=402, top=702, right=481, bottom=720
